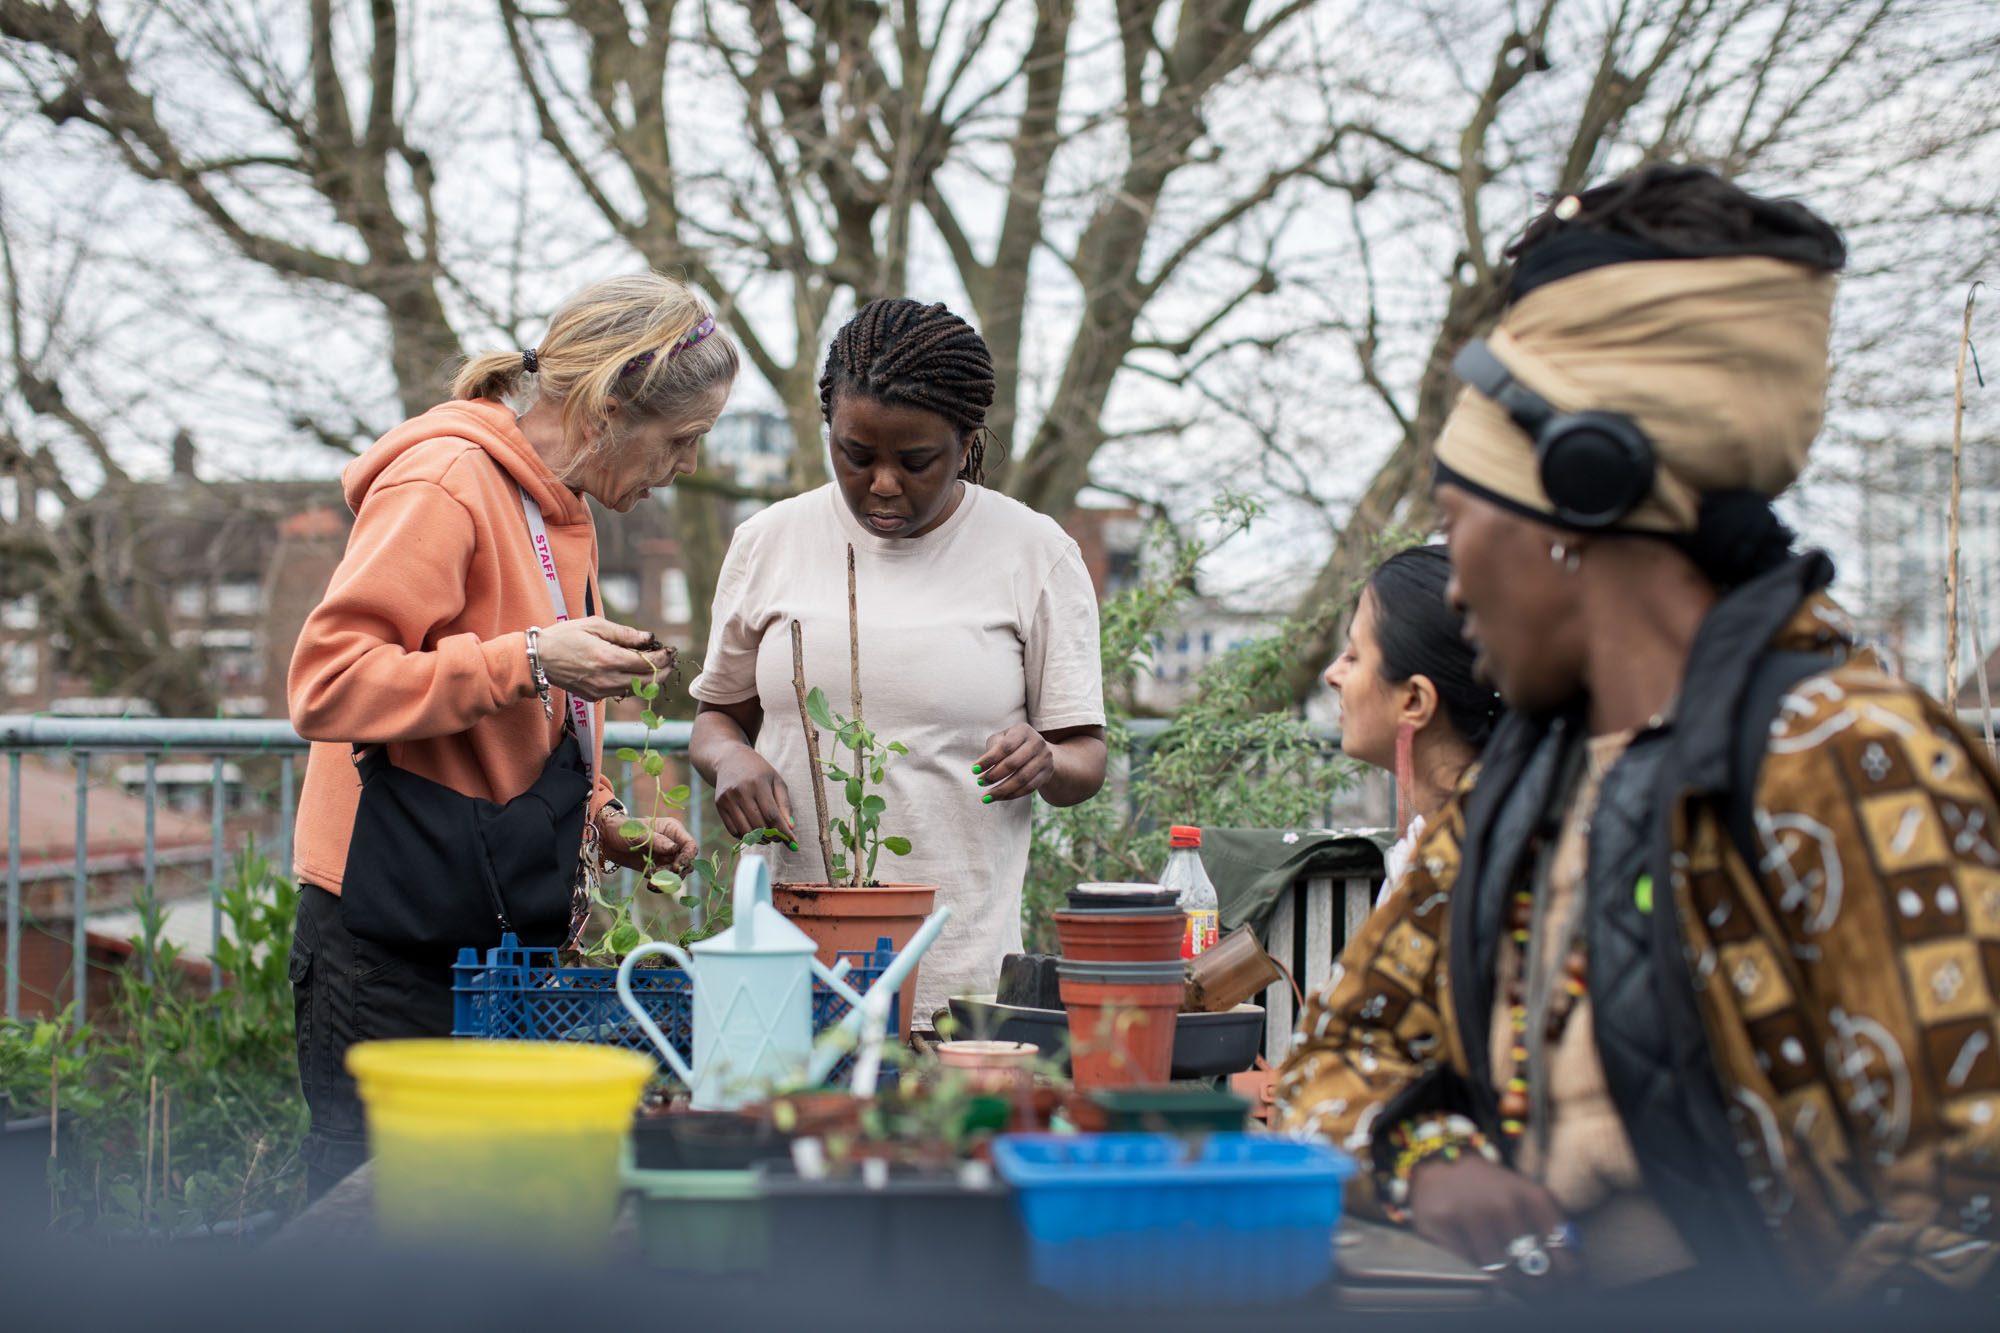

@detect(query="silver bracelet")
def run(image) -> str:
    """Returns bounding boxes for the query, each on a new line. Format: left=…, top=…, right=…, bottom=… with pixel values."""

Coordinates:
left=524, top=626, right=554, bottom=719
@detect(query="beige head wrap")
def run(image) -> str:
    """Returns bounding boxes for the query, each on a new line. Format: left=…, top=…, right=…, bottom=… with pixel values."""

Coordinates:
left=1433, top=256, right=1838, bottom=533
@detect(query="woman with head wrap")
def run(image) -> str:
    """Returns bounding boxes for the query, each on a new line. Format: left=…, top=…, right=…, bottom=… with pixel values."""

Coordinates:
left=1277, top=165, right=2000, bottom=1300
left=1324, top=545, right=1499, bottom=904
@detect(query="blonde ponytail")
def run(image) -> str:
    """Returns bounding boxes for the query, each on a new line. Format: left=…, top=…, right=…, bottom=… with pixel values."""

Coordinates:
left=451, top=349, right=532, bottom=403
left=450, top=272, right=739, bottom=470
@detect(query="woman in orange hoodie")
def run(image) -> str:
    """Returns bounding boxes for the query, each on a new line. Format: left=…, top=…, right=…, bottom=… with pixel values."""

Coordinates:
left=286, top=273, right=737, bottom=1198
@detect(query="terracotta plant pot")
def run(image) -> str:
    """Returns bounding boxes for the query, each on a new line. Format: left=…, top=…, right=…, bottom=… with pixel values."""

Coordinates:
left=1053, top=907, right=1184, bottom=964
left=935, top=1039, right=1040, bottom=1109
left=1057, top=959, right=1182, bottom=1090
left=774, top=883, right=938, bottom=1039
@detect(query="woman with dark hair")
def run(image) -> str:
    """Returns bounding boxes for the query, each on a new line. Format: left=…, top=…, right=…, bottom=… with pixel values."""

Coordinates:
left=1279, top=165, right=2000, bottom=1298
left=688, top=299, right=1107, bottom=1026
left=1326, top=545, right=1499, bottom=903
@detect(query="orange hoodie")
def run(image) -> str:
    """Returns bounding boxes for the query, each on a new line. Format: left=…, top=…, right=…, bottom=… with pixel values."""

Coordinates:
left=288, top=399, right=612, bottom=894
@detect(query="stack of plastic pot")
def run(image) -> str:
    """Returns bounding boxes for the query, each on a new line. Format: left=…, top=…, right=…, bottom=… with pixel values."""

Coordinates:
left=1055, top=883, right=1183, bottom=1089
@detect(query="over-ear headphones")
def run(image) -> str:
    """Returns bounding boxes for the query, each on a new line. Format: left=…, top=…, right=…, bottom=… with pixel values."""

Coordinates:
left=1451, top=339, right=1656, bottom=531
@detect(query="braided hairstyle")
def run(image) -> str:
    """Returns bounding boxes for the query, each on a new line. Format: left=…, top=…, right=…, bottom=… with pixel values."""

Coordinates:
left=818, top=299, right=996, bottom=484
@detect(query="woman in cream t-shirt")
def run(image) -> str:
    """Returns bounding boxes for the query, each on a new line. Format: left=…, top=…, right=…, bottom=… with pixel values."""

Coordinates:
left=688, top=299, right=1107, bottom=1025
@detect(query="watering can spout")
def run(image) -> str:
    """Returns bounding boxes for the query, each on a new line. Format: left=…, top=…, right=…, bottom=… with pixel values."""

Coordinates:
left=804, top=905, right=952, bottom=1087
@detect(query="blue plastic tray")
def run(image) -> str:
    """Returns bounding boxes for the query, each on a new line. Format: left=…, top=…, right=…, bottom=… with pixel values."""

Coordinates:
left=452, top=933, right=900, bottom=1075
left=991, top=1133, right=1354, bottom=1307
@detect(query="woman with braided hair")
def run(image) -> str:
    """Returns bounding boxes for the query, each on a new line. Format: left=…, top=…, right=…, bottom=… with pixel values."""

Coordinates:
left=690, top=298, right=1107, bottom=1027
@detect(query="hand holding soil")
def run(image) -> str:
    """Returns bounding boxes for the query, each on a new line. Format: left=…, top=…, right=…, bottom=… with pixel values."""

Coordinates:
left=973, top=723, right=1056, bottom=803
left=536, top=616, right=675, bottom=701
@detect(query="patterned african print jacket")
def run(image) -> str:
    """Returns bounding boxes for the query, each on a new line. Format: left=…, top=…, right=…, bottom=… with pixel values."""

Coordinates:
left=1276, top=553, right=1999, bottom=1296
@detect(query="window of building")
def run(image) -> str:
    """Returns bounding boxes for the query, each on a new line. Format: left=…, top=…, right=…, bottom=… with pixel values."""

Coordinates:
left=3, top=641, right=36, bottom=695
left=212, top=581, right=263, bottom=616
left=1, top=596, right=35, bottom=630
left=661, top=569, right=692, bottom=625
left=600, top=572, right=640, bottom=616
left=174, top=582, right=206, bottom=617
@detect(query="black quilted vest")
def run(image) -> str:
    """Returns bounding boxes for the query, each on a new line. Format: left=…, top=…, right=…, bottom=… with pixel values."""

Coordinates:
left=1422, top=553, right=1839, bottom=1279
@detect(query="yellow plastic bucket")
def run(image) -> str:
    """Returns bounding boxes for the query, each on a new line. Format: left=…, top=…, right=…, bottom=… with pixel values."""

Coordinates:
left=347, top=1039, right=652, bottom=1260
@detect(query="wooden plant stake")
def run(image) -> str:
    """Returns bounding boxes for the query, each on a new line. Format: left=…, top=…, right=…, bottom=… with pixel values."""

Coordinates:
left=1968, top=575, right=1997, bottom=761
left=791, top=618, right=839, bottom=886
left=1947, top=283, right=1981, bottom=701
left=161, top=1087, right=172, bottom=1226
left=847, top=544, right=865, bottom=888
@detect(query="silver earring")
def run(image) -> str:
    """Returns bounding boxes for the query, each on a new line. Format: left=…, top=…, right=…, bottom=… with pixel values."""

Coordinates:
left=1550, top=542, right=1581, bottom=573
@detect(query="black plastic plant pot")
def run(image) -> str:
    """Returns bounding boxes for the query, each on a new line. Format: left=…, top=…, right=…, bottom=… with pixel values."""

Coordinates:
left=1065, top=884, right=1178, bottom=911
left=1087, top=1087, right=1252, bottom=1133
left=754, top=1161, right=1025, bottom=1293
left=1, top=1092, right=57, bottom=1224
left=631, top=1110, right=792, bottom=1172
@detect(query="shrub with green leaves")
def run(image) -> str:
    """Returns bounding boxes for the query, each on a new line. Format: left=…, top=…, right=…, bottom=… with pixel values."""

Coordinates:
left=0, top=842, right=307, bottom=1237
left=1021, top=494, right=1361, bottom=951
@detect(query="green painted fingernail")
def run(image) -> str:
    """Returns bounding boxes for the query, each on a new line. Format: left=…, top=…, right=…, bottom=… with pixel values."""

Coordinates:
left=972, top=764, right=982, bottom=774
left=977, top=778, right=986, bottom=787
left=982, top=793, right=993, bottom=804
left=789, top=841, right=799, bottom=851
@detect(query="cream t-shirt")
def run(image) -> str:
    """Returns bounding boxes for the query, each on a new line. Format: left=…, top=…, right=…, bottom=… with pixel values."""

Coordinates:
left=689, top=482, right=1104, bottom=1021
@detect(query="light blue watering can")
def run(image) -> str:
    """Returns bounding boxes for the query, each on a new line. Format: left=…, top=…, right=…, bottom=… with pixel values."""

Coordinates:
left=615, top=851, right=949, bottom=1110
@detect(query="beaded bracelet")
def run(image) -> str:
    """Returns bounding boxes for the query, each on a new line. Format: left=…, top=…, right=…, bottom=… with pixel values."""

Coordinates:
left=524, top=626, right=555, bottom=719
left=1376, top=1113, right=1501, bottom=1222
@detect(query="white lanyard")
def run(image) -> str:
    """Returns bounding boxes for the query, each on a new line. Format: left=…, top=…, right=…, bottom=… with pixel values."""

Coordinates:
left=518, top=488, right=595, bottom=787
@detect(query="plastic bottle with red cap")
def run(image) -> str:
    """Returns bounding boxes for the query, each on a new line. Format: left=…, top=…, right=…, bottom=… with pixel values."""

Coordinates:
left=1162, top=825, right=1219, bottom=958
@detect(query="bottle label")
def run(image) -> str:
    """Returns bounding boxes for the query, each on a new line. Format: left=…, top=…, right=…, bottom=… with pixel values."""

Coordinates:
left=1182, top=909, right=1220, bottom=959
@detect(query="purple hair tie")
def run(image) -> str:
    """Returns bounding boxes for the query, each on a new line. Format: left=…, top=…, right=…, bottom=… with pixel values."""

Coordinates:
left=620, top=315, right=718, bottom=378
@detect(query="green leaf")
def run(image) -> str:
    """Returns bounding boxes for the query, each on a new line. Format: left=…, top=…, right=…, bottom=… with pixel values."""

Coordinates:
left=639, top=681, right=660, bottom=700
left=886, top=742, right=908, bottom=755
left=882, top=836, right=911, bottom=856
left=649, top=869, right=681, bottom=890
left=861, top=794, right=886, bottom=814
left=642, top=751, right=665, bottom=776
left=640, top=710, right=661, bottom=729
left=664, top=783, right=691, bottom=804
left=742, top=829, right=772, bottom=846
left=806, top=687, right=835, bottom=730
left=824, top=766, right=850, bottom=783
left=608, top=923, right=643, bottom=954
left=677, top=895, right=699, bottom=908
left=619, top=819, right=649, bottom=842
left=630, top=675, right=648, bottom=696
left=871, top=764, right=885, bottom=784
left=844, top=778, right=863, bottom=807
left=615, top=747, right=641, bottom=763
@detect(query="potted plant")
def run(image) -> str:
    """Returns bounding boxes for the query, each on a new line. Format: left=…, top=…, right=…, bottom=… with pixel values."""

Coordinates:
left=773, top=548, right=939, bottom=1038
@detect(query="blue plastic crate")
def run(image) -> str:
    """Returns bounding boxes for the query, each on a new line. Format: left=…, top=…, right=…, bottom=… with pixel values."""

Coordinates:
left=452, top=933, right=900, bottom=1077
left=990, top=1133, right=1354, bottom=1308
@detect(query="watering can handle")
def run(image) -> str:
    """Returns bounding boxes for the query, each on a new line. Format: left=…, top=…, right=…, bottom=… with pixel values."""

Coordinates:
left=617, top=941, right=697, bottom=1086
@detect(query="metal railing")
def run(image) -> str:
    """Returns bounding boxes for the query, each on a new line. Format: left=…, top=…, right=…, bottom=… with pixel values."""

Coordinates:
left=3, top=712, right=1360, bottom=1029
left=0, top=715, right=694, bottom=1025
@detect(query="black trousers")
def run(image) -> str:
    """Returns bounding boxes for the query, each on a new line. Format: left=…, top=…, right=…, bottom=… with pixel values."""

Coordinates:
left=289, top=883, right=456, bottom=1202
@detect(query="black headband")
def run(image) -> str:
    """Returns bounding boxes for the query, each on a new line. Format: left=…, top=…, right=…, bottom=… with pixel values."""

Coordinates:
left=1509, top=230, right=1682, bottom=301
